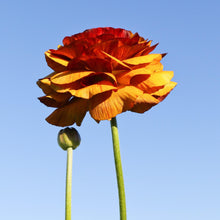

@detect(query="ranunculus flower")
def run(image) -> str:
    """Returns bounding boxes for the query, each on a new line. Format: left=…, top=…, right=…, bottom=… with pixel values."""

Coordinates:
left=37, top=27, right=176, bottom=126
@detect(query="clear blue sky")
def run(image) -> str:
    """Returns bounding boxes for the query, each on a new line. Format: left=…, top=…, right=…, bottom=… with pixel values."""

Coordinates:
left=1, top=0, right=219, bottom=219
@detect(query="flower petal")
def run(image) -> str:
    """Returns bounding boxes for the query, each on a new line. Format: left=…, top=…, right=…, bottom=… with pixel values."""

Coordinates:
left=37, top=78, right=53, bottom=94
left=145, top=71, right=174, bottom=87
left=38, top=95, right=66, bottom=107
left=39, top=96, right=58, bottom=107
left=69, top=80, right=117, bottom=99
left=101, top=51, right=131, bottom=70
left=89, top=86, right=143, bottom=120
left=116, top=68, right=149, bottom=85
left=72, top=57, right=112, bottom=72
left=110, top=42, right=150, bottom=60
left=37, top=79, right=72, bottom=103
left=45, top=51, right=69, bottom=72
left=123, top=54, right=162, bottom=65
left=63, top=27, right=133, bottom=46
left=50, top=72, right=117, bottom=98
left=135, top=43, right=158, bottom=56
left=131, top=71, right=174, bottom=90
left=51, top=71, right=94, bottom=85
left=116, top=61, right=163, bottom=85
left=130, top=93, right=160, bottom=113
left=152, top=81, right=177, bottom=98
left=46, top=98, right=89, bottom=127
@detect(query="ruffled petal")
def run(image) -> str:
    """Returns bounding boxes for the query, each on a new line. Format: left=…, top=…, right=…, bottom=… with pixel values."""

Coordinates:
left=38, top=95, right=67, bottom=107
left=123, top=54, right=162, bottom=65
left=51, top=71, right=94, bottom=85
left=63, top=27, right=133, bottom=46
left=37, top=79, right=72, bottom=105
left=116, top=67, right=150, bottom=85
left=135, top=43, right=158, bottom=56
left=89, top=86, right=143, bottom=120
left=37, top=78, right=54, bottom=94
left=39, top=96, right=59, bottom=107
left=50, top=72, right=117, bottom=98
left=45, top=51, right=69, bottom=72
left=101, top=51, right=131, bottom=70
left=110, top=42, right=150, bottom=60
left=130, top=93, right=160, bottom=113
left=152, top=81, right=177, bottom=100
left=90, top=39, right=119, bottom=55
left=131, top=71, right=174, bottom=91
left=116, top=61, right=163, bottom=85
left=46, top=98, right=89, bottom=126
left=69, top=81, right=117, bottom=99
left=68, top=57, right=112, bottom=72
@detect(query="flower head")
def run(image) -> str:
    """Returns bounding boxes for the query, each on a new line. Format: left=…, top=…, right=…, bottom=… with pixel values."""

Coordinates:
left=37, top=27, right=176, bottom=126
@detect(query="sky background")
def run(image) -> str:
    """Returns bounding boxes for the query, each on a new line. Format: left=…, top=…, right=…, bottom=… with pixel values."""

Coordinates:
left=0, top=0, right=219, bottom=219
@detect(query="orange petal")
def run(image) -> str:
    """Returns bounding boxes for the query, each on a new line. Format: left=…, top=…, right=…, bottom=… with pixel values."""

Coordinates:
left=117, top=67, right=151, bottom=85
left=91, top=39, right=119, bottom=56
left=130, top=93, right=160, bottom=113
left=144, top=61, right=163, bottom=72
left=144, top=71, right=174, bottom=87
left=45, top=51, right=69, bottom=72
left=37, top=79, right=65, bottom=98
left=37, top=78, right=72, bottom=102
left=67, top=55, right=112, bottom=72
left=46, top=98, right=89, bottom=127
left=38, top=95, right=67, bottom=107
left=38, top=90, right=71, bottom=104
left=146, top=40, right=152, bottom=46
left=51, top=71, right=94, bottom=85
left=117, top=61, right=164, bottom=85
left=69, top=81, right=117, bottom=99
left=101, top=51, right=131, bottom=70
left=89, top=86, right=143, bottom=120
left=123, top=54, right=162, bottom=65
left=39, top=96, right=57, bottom=107
left=131, top=71, right=174, bottom=90
left=80, top=57, right=112, bottom=72
left=152, top=81, right=177, bottom=97
left=37, top=79, right=53, bottom=94
left=135, top=43, right=158, bottom=57
left=110, top=43, right=150, bottom=60
left=50, top=72, right=117, bottom=96
left=39, top=71, right=58, bottom=80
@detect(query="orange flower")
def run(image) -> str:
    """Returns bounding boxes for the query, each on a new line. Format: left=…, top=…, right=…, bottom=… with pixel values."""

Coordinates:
left=37, top=27, right=176, bottom=127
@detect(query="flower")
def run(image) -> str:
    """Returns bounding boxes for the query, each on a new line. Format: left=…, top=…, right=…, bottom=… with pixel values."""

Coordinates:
left=37, top=27, right=176, bottom=127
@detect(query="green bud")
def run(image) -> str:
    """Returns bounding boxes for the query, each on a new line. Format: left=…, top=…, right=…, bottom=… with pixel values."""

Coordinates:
left=57, top=127, right=81, bottom=150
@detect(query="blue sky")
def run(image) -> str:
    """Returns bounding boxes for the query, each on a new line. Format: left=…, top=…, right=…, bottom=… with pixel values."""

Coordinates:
left=0, top=0, right=219, bottom=219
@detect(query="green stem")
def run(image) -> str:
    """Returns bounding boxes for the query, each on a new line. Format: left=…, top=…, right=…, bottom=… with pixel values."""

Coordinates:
left=110, top=117, right=127, bottom=220
left=65, top=147, right=73, bottom=220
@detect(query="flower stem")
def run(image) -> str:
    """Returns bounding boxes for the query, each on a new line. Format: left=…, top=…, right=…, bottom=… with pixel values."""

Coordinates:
left=65, top=147, right=73, bottom=220
left=110, top=117, right=127, bottom=220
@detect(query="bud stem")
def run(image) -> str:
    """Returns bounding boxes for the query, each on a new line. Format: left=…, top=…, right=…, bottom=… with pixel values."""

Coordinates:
left=65, top=147, right=73, bottom=220
left=110, top=117, right=127, bottom=220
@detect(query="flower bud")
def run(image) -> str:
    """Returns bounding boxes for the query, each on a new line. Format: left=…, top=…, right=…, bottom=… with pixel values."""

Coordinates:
left=57, top=127, right=81, bottom=150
